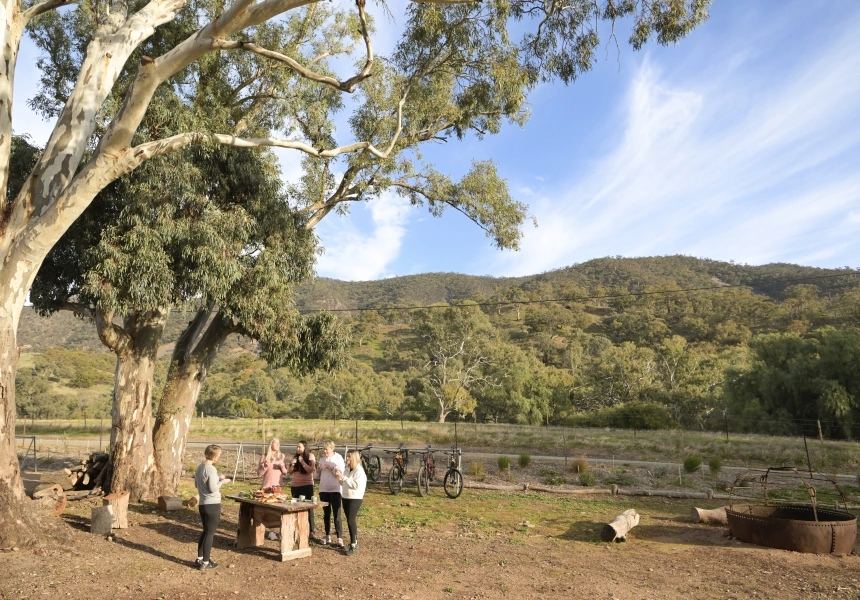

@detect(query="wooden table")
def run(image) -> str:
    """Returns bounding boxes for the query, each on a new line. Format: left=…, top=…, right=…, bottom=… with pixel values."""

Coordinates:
left=226, top=495, right=325, bottom=562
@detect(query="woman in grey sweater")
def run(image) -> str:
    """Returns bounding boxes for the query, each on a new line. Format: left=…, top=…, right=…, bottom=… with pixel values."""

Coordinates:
left=194, top=445, right=231, bottom=570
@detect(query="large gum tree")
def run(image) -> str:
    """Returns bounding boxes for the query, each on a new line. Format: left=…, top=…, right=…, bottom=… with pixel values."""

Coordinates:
left=0, top=0, right=710, bottom=545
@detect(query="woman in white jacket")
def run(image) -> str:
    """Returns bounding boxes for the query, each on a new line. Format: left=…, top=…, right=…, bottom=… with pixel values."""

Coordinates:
left=337, top=449, right=367, bottom=556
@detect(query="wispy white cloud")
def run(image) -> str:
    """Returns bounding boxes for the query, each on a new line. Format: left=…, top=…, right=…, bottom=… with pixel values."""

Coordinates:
left=315, top=193, right=412, bottom=280
left=495, top=12, right=860, bottom=275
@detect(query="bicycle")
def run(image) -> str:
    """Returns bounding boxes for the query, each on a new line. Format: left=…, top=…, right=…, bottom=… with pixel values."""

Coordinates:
left=443, top=446, right=463, bottom=499
left=384, top=444, right=410, bottom=495
left=358, top=444, right=381, bottom=483
left=415, top=445, right=437, bottom=497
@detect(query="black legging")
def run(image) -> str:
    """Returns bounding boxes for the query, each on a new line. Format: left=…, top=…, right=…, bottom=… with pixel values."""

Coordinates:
left=319, top=491, right=342, bottom=539
left=291, top=484, right=316, bottom=534
left=342, top=498, right=362, bottom=545
left=197, top=503, right=221, bottom=561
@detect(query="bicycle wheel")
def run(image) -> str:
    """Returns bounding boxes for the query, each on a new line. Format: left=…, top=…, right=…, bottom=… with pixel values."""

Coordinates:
left=388, top=466, right=403, bottom=495
left=368, top=455, right=382, bottom=482
left=417, top=465, right=430, bottom=497
left=443, top=468, right=464, bottom=499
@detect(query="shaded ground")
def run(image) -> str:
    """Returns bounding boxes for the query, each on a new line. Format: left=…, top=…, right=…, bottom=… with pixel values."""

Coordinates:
left=1, top=482, right=858, bottom=600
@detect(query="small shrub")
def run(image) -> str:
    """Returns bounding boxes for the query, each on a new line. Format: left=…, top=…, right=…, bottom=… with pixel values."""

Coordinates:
left=518, top=453, right=531, bottom=469
left=604, top=471, right=635, bottom=486
left=570, top=455, right=589, bottom=474
left=545, top=475, right=567, bottom=485
left=579, top=472, right=597, bottom=486
left=468, top=462, right=485, bottom=477
left=683, top=455, right=702, bottom=474
left=497, top=455, right=511, bottom=472
left=708, top=456, right=723, bottom=476
left=538, top=467, right=556, bottom=477
left=654, top=465, right=670, bottom=478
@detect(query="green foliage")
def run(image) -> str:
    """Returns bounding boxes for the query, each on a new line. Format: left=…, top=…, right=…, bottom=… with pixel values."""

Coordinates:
left=603, top=471, right=636, bottom=486
left=579, top=472, right=597, bottom=487
left=497, top=455, right=511, bottom=471
left=518, top=453, right=531, bottom=468
left=568, top=402, right=675, bottom=430
left=683, top=455, right=702, bottom=473
left=570, top=455, right=589, bottom=474
left=708, top=456, right=723, bottom=475
left=467, top=462, right=485, bottom=477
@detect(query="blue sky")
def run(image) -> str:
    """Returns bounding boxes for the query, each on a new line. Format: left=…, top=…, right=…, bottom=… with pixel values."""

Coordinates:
left=311, top=1, right=860, bottom=280
left=13, top=1, right=860, bottom=282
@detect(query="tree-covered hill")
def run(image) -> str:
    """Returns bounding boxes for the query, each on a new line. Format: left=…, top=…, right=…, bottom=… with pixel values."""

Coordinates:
left=17, top=255, right=860, bottom=438
left=294, top=256, right=857, bottom=312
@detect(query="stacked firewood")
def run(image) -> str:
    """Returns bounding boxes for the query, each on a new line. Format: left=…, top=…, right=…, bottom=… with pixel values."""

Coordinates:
left=46, top=452, right=110, bottom=493
left=70, top=452, right=109, bottom=491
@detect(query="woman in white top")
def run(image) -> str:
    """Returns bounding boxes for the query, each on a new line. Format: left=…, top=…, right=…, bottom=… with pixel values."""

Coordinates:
left=337, top=449, right=367, bottom=556
left=316, top=440, right=345, bottom=549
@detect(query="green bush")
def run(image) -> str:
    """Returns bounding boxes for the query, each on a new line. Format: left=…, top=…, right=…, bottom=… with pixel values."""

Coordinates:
left=567, top=402, right=676, bottom=430
left=708, top=456, right=723, bottom=475
left=545, top=475, right=567, bottom=485
left=683, top=455, right=702, bottom=473
left=604, top=471, right=635, bottom=486
left=497, top=455, right=511, bottom=471
left=570, top=455, right=589, bottom=474
left=579, top=472, right=597, bottom=486
left=518, top=453, right=531, bottom=469
left=468, top=462, right=485, bottom=477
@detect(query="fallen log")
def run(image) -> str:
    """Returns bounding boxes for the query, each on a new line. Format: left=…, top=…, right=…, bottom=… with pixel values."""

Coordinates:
left=32, top=484, right=64, bottom=500
left=65, top=490, right=98, bottom=500
left=103, top=491, right=130, bottom=529
left=616, top=489, right=711, bottom=499
left=158, top=496, right=183, bottom=512
left=690, top=506, right=728, bottom=526
left=601, top=509, right=640, bottom=542
left=527, top=484, right=612, bottom=496
left=91, top=506, right=114, bottom=535
left=34, top=493, right=67, bottom=516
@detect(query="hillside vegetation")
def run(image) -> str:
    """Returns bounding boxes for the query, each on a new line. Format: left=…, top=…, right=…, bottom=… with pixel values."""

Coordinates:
left=16, top=256, right=860, bottom=439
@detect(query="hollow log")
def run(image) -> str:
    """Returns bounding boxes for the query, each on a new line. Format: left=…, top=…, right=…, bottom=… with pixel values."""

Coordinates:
left=33, top=484, right=64, bottom=499
left=158, top=496, right=183, bottom=512
left=91, top=506, right=114, bottom=534
left=103, top=491, right=130, bottom=529
left=690, top=506, right=728, bottom=526
left=601, top=509, right=640, bottom=542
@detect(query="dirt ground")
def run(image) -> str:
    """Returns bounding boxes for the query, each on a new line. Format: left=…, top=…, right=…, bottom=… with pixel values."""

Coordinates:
left=2, top=475, right=859, bottom=600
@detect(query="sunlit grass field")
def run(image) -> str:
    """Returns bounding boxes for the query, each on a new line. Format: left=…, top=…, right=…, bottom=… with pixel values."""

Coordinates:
left=16, top=417, right=860, bottom=473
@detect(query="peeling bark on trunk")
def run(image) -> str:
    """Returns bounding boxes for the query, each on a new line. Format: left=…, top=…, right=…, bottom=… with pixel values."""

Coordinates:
left=149, top=312, right=232, bottom=497
left=103, top=309, right=167, bottom=501
left=0, top=316, right=43, bottom=548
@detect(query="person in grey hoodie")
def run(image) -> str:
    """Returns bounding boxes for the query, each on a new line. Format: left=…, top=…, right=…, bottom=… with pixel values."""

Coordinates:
left=194, top=444, right=231, bottom=570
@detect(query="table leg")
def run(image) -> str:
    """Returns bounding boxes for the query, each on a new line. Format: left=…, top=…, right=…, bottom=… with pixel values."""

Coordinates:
left=237, top=503, right=265, bottom=548
left=279, top=511, right=312, bottom=562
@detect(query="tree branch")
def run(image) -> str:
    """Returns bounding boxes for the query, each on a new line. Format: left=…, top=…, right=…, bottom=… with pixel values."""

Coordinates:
left=215, top=0, right=374, bottom=96
left=22, top=0, right=79, bottom=21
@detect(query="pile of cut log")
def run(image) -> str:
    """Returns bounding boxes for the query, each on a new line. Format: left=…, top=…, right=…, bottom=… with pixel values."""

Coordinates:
left=41, top=452, right=109, bottom=499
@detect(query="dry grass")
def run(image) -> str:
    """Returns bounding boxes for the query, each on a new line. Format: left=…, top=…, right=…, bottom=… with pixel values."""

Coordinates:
left=16, top=418, right=860, bottom=474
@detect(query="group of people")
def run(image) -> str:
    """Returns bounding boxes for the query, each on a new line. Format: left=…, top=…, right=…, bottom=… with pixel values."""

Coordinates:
left=193, top=439, right=367, bottom=570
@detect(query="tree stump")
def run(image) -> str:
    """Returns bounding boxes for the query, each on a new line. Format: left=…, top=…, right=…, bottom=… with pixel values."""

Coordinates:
left=158, top=496, right=183, bottom=512
left=690, top=506, right=727, bottom=526
left=103, top=491, right=130, bottom=528
left=91, top=506, right=114, bottom=534
left=601, top=509, right=640, bottom=542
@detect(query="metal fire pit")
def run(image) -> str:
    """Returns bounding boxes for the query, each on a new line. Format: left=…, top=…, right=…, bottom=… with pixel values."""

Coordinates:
left=726, top=467, right=857, bottom=554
